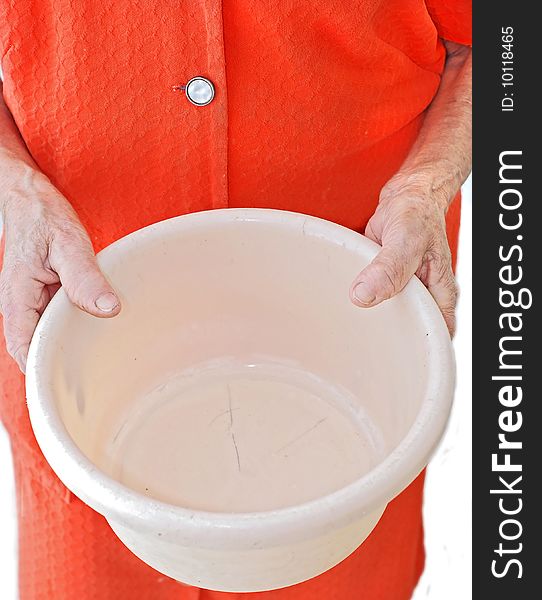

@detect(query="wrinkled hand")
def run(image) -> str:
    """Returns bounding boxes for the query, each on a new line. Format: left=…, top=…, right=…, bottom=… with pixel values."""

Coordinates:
left=350, top=178, right=458, bottom=335
left=0, top=169, right=120, bottom=373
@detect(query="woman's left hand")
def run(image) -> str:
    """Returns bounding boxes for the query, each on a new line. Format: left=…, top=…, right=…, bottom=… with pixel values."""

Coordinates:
left=350, top=177, right=458, bottom=336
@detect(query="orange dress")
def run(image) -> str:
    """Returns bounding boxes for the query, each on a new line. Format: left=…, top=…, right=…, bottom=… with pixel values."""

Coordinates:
left=0, top=1, right=471, bottom=598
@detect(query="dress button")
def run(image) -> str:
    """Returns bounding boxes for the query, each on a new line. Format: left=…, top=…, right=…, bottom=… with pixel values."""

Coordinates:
left=185, top=77, right=215, bottom=106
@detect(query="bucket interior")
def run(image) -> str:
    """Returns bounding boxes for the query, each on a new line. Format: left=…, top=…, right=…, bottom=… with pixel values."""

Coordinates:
left=46, top=216, right=433, bottom=512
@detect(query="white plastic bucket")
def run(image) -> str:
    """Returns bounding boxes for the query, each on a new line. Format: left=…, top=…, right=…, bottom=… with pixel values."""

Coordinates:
left=26, top=209, right=455, bottom=592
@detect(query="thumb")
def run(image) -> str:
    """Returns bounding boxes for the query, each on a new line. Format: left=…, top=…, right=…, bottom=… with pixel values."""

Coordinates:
left=50, top=238, right=121, bottom=318
left=350, top=243, right=420, bottom=308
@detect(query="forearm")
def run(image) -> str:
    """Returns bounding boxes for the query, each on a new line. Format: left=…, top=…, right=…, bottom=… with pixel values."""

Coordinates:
left=0, top=82, right=44, bottom=215
left=384, top=41, right=472, bottom=210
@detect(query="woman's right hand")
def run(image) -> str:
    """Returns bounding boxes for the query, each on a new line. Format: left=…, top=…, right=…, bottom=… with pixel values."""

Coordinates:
left=0, top=167, right=121, bottom=373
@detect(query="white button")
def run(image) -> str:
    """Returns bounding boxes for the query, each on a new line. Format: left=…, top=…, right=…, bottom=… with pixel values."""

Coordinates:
left=185, top=77, right=215, bottom=106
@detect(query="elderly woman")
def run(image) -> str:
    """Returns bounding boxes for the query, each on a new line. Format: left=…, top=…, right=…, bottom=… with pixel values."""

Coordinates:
left=0, top=1, right=471, bottom=599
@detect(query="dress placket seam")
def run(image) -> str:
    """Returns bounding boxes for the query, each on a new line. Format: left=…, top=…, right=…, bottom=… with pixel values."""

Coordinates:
left=203, top=0, right=229, bottom=210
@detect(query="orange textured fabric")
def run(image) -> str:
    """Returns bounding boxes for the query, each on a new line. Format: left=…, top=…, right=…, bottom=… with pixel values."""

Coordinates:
left=0, top=1, right=470, bottom=598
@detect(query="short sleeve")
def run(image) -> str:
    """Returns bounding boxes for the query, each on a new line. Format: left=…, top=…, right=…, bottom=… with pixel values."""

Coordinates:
left=425, top=0, right=472, bottom=46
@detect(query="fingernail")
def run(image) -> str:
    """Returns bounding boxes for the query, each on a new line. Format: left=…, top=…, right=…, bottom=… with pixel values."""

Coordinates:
left=353, top=282, right=376, bottom=306
left=95, top=292, right=119, bottom=313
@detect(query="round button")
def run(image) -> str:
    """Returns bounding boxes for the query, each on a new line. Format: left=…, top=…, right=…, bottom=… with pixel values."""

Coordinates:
left=185, top=77, right=215, bottom=106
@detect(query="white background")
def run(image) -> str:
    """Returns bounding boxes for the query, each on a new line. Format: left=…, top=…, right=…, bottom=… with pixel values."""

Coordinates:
left=0, top=177, right=472, bottom=599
